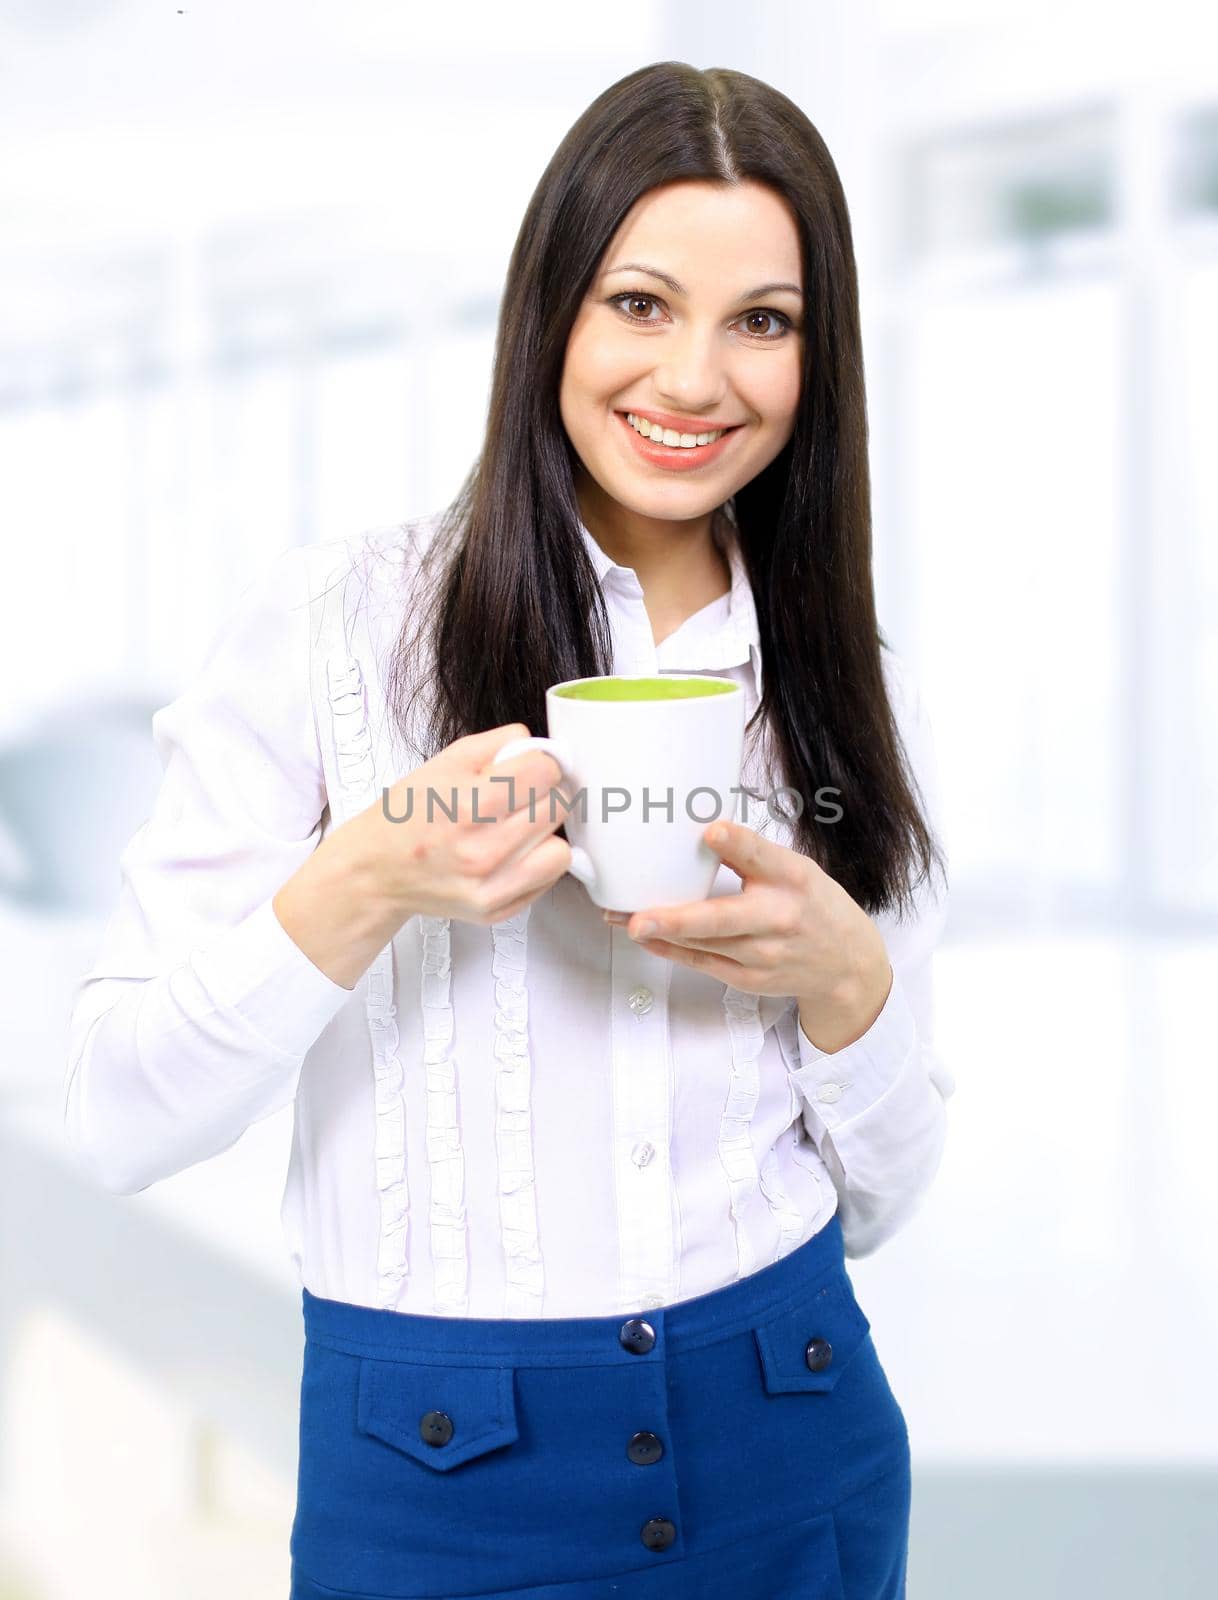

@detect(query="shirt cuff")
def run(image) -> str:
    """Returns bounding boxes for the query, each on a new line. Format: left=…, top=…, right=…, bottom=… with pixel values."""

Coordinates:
left=787, top=965, right=918, bottom=1132
left=189, top=894, right=357, bottom=1059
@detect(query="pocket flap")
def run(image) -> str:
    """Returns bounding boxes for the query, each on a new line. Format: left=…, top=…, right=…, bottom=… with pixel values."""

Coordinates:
left=356, top=1358, right=519, bottom=1471
left=753, top=1271, right=872, bottom=1395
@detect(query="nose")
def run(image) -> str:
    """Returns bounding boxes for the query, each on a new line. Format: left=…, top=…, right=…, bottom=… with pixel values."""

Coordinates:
left=651, top=321, right=729, bottom=419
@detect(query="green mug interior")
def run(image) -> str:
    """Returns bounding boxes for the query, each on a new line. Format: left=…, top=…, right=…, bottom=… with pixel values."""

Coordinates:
left=554, top=675, right=737, bottom=703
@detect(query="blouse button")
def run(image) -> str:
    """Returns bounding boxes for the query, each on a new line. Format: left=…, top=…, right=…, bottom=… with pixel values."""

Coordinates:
left=627, top=986, right=654, bottom=1016
left=815, top=1081, right=844, bottom=1104
left=631, top=1141, right=656, bottom=1167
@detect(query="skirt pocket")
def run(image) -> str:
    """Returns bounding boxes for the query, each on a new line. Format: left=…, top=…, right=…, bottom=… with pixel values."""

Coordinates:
left=291, top=1344, right=526, bottom=1598
left=749, top=1264, right=911, bottom=1521
left=752, top=1268, right=872, bottom=1395
left=357, top=1356, right=519, bottom=1471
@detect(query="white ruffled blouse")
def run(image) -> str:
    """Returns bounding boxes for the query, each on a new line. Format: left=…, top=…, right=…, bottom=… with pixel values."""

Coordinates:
left=63, top=507, right=954, bottom=1319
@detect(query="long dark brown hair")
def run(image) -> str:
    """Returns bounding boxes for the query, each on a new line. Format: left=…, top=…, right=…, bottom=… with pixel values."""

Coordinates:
left=383, top=61, right=944, bottom=921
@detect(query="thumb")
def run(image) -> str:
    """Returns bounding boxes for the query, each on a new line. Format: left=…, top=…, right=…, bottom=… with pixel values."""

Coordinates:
left=704, top=817, right=740, bottom=852
left=703, top=817, right=767, bottom=877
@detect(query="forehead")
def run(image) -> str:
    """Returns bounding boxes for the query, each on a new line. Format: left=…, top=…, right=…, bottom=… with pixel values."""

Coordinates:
left=600, top=180, right=803, bottom=286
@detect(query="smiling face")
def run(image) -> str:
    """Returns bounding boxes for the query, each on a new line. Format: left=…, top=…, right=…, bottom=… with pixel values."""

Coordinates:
left=559, top=179, right=805, bottom=535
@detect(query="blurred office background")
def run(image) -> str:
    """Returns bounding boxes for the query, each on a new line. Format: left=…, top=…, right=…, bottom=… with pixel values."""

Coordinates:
left=2, top=0, right=1216, bottom=1594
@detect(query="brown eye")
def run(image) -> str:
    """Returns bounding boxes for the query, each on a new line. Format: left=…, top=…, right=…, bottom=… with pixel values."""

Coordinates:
left=612, top=294, right=660, bottom=321
left=741, top=310, right=790, bottom=339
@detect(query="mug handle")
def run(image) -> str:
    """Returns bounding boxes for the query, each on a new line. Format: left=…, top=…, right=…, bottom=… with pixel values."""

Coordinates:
left=492, top=735, right=596, bottom=890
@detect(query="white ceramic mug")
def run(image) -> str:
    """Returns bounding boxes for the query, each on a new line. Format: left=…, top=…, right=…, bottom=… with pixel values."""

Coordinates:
left=493, top=674, right=746, bottom=911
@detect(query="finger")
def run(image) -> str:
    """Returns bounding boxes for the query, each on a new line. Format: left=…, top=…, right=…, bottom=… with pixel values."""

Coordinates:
left=491, top=788, right=576, bottom=856
left=634, top=926, right=761, bottom=961
left=471, top=757, right=566, bottom=828
left=615, top=892, right=769, bottom=945
left=444, top=723, right=564, bottom=822
left=463, top=723, right=562, bottom=799
left=480, top=844, right=566, bottom=921
left=462, top=722, right=532, bottom=770
left=706, top=818, right=798, bottom=884
left=631, top=934, right=749, bottom=984
left=482, top=724, right=568, bottom=813
left=479, top=831, right=571, bottom=908
left=486, top=888, right=545, bottom=925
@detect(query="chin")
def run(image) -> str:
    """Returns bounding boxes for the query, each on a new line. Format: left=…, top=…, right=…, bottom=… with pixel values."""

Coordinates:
left=609, top=478, right=723, bottom=518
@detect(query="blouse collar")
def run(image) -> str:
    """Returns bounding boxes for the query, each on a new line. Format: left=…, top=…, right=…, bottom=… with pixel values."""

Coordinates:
left=576, top=503, right=764, bottom=700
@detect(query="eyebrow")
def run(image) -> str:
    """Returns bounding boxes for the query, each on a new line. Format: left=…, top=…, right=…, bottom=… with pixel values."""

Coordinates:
left=600, top=261, right=803, bottom=303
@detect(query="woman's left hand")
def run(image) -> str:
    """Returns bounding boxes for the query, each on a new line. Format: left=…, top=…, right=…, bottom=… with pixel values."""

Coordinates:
left=601, top=818, right=893, bottom=1054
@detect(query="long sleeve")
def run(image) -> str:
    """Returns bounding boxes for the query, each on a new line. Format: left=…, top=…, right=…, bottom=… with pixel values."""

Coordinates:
left=63, top=545, right=356, bottom=1196
left=784, top=652, right=954, bottom=1258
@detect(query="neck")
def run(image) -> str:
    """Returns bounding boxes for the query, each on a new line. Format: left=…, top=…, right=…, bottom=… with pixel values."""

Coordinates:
left=575, top=472, right=731, bottom=645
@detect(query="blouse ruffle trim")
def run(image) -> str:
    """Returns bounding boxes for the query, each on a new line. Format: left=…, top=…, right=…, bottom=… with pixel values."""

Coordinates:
left=325, top=655, right=417, bottom=1313
left=490, top=908, right=545, bottom=1315
left=420, top=913, right=470, bottom=1313
left=718, top=985, right=765, bottom=1280
left=719, top=983, right=804, bottom=1276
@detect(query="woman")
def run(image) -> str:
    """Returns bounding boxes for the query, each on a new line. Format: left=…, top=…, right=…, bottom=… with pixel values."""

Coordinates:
left=65, top=61, right=952, bottom=1600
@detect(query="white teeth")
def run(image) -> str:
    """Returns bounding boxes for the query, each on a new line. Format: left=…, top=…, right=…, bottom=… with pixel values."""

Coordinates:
left=626, top=412, right=726, bottom=448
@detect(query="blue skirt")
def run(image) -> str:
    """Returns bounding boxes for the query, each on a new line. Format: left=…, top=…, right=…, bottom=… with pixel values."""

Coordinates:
left=289, top=1212, right=910, bottom=1599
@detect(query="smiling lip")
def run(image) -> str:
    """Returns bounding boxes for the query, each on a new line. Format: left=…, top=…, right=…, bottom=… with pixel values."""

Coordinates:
left=616, top=410, right=743, bottom=472
left=618, top=407, right=744, bottom=434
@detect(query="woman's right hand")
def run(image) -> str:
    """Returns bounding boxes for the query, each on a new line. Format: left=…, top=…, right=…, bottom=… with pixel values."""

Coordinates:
left=341, top=721, right=574, bottom=928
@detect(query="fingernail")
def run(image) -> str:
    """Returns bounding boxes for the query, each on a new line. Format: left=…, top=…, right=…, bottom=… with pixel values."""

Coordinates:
left=603, top=910, right=628, bottom=924
left=632, top=919, right=657, bottom=939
